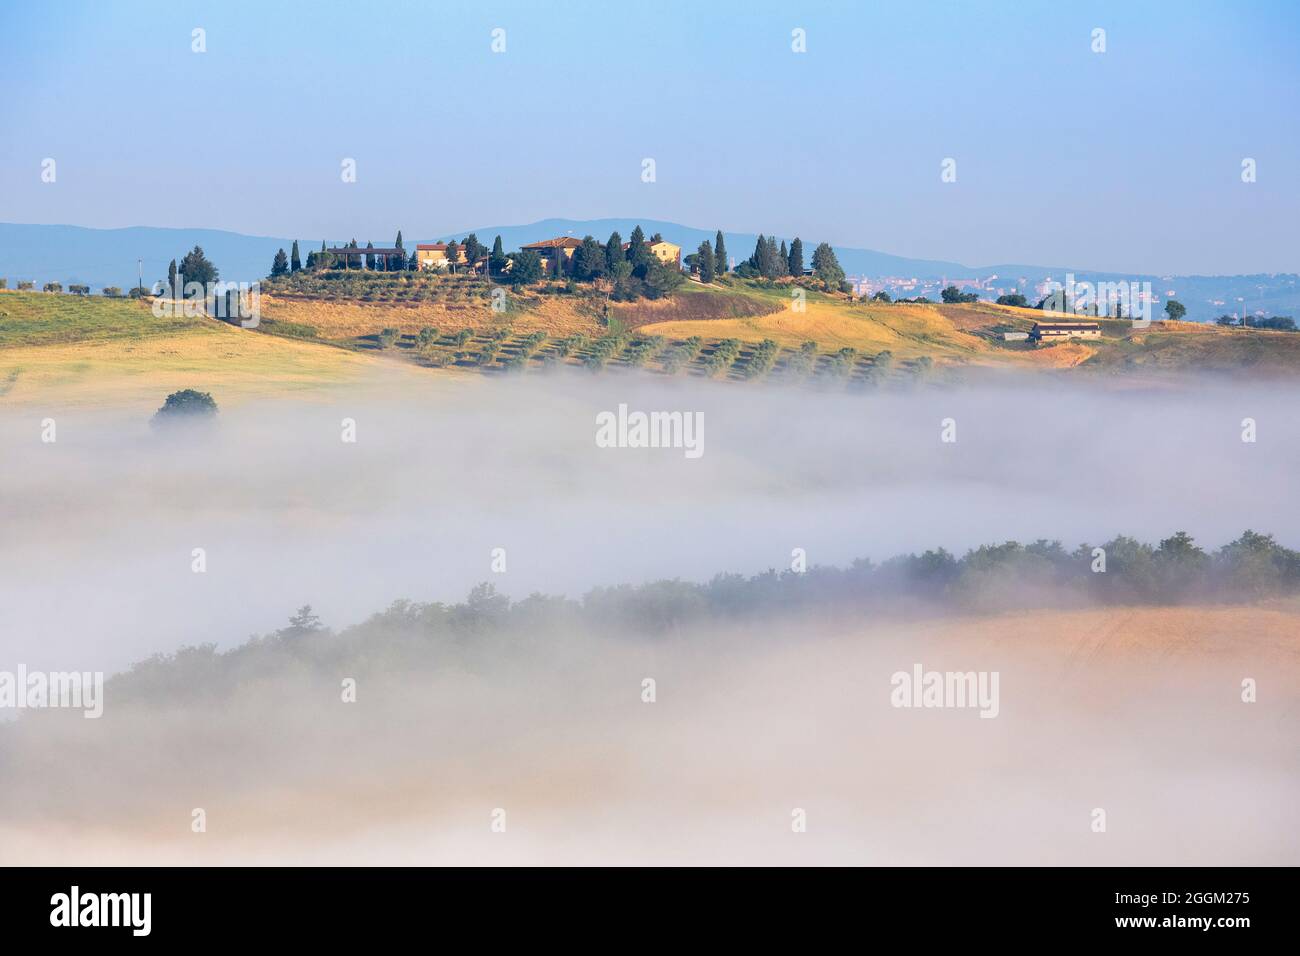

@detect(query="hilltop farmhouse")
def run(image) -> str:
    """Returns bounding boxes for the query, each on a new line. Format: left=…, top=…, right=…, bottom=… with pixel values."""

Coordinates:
left=622, top=238, right=682, bottom=268
left=521, top=236, right=583, bottom=274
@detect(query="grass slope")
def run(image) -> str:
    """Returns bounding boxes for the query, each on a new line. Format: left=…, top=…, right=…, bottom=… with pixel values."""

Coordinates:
left=0, top=290, right=399, bottom=409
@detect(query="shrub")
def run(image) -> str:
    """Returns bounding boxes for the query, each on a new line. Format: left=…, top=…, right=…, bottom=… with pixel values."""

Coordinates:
left=377, top=328, right=399, bottom=349
left=17, top=281, right=34, bottom=291
left=742, top=339, right=780, bottom=380
left=553, top=334, right=587, bottom=358
left=43, top=282, right=63, bottom=293
left=701, top=338, right=741, bottom=377
left=660, top=336, right=704, bottom=375
left=102, top=286, right=123, bottom=297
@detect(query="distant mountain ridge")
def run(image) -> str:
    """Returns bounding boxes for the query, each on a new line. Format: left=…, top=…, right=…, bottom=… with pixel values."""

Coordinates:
left=2, top=220, right=1295, bottom=321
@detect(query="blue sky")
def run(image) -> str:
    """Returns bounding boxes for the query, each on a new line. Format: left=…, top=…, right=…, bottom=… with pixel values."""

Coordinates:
left=0, top=0, right=1296, bottom=274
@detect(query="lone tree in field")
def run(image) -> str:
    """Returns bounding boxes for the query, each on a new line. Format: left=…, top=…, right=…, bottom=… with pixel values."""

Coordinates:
left=152, top=389, right=218, bottom=427
left=1164, top=299, right=1186, bottom=322
left=714, top=230, right=728, bottom=275
left=290, top=240, right=301, bottom=272
left=271, top=248, right=289, bottom=277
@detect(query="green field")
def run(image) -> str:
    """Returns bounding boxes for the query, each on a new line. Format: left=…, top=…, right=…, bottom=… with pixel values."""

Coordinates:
left=0, top=290, right=199, bottom=347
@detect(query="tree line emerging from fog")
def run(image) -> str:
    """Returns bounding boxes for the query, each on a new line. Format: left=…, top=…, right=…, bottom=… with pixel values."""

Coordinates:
left=100, top=530, right=1300, bottom=705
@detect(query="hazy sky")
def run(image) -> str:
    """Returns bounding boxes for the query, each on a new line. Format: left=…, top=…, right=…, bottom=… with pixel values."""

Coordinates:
left=1, top=0, right=1297, bottom=274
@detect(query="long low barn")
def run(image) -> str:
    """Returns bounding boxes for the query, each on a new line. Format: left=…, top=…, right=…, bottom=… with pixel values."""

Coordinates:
left=1029, top=321, right=1101, bottom=342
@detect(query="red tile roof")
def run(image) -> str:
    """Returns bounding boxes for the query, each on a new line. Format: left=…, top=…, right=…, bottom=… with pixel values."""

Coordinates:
left=521, top=236, right=583, bottom=250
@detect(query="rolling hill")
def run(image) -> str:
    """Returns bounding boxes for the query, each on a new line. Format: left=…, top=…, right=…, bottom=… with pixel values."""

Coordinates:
left=6, top=275, right=1300, bottom=412
left=4, top=221, right=1295, bottom=322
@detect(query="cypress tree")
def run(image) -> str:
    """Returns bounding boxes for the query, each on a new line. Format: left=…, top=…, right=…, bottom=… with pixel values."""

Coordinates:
left=777, top=240, right=790, bottom=276
left=167, top=258, right=178, bottom=294
left=788, top=237, right=804, bottom=276
left=627, top=225, right=646, bottom=260
left=697, top=240, right=715, bottom=283
left=463, top=233, right=484, bottom=265
left=290, top=240, right=301, bottom=272
left=759, top=236, right=780, bottom=278
left=395, top=230, right=404, bottom=250
left=489, top=235, right=506, bottom=275
left=605, top=232, right=622, bottom=271
left=271, top=248, right=289, bottom=277
left=714, top=231, right=727, bottom=274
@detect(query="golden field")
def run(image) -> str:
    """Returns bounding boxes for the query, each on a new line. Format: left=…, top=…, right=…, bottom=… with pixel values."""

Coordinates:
left=5, top=281, right=1300, bottom=409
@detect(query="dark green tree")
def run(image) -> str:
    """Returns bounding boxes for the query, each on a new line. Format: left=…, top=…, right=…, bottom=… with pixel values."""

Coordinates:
left=788, top=237, right=804, bottom=275
left=152, top=388, right=218, bottom=426
left=1164, top=299, right=1187, bottom=322
left=271, top=248, right=289, bottom=277
left=714, top=230, right=728, bottom=275
left=489, top=235, right=507, bottom=275
left=573, top=235, right=605, bottom=280
left=463, top=233, right=484, bottom=266
left=811, top=242, right=845, bottom=291
left=290, top=240, right=301, bottom=272
left=605, top=232, right=623, bottom=271
left=697, top=240, right=715, bottom=283
left=178, top=246, right=218, bottom=288
left=626, top=226, right=650, bottom=275
left=446, top=239, right=459, bottom=274
left=510, top=250, right=543, bottom=285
